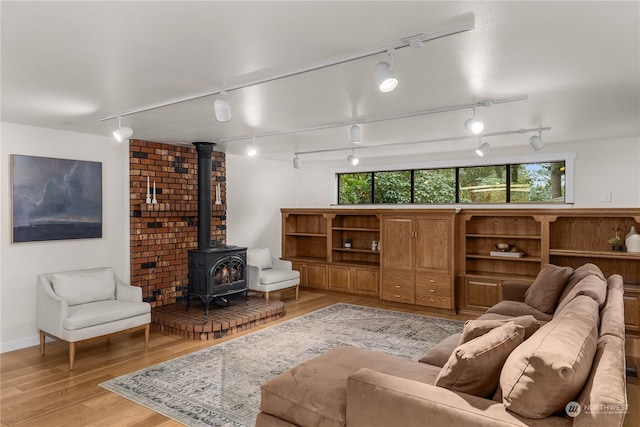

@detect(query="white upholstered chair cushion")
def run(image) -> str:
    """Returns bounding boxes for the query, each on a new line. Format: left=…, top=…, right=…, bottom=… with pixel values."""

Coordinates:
left=260, top=269, right=300, bottom=285
left=50, top=268, right=116, bottom=306
left=63, top=300, right=151, bottom=330
left=247, top=248, right=274, bottom=269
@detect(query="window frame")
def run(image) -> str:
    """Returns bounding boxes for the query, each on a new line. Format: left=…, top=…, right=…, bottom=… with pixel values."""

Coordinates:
left=331, top=152, right=575, bottom=206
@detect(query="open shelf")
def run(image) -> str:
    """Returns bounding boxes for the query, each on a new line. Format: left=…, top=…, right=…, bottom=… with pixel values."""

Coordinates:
left=466, top=254, right=541, bottom=262
left=549, top=248, right=640, bottom=260
left=333, top=248, right=380, bottom=254
left=466, top=233, right=540, bottom=240
left=285, top=232, right=326, bottom=237
left=332, top=227, right=379, bottom=232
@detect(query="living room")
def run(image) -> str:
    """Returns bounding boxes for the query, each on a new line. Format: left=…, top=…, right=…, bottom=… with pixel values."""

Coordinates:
left=1, top=1, right=639, bottom=426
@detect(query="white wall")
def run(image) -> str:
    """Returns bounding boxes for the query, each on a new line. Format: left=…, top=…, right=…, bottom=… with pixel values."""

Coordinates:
left=0, top=123, right=130, bottom=352
left=226, top=154, right=297, bottom=258
left=291, top=136, right=640, bottom=208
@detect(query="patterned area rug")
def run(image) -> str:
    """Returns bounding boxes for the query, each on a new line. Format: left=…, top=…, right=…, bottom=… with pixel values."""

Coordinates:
left=100, top=303, right=463, bottom=426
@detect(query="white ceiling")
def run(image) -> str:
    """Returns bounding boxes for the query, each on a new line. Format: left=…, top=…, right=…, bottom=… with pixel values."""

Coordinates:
left=2, top=1, right=639, bottom=163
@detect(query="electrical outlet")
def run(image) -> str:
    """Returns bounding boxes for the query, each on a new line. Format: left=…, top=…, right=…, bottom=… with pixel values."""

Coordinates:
left=603, top=192, right=611, bottom=202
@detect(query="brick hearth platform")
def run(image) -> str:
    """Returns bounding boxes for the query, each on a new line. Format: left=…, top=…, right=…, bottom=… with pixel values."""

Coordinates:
left=151, top=296, right=285, bottom=341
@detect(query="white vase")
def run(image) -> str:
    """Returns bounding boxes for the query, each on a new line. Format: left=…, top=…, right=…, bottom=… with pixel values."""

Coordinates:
left=625, top=226, right=640, bottom=253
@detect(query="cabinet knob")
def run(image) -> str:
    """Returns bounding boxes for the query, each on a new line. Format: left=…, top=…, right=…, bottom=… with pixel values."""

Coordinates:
left=394, top=294, right=401, bottom=298
left=429, top=279, right=436, bottom=283
left=394, top=285, right=401, bottom=289
left=429, top=289, right=436, bottom=293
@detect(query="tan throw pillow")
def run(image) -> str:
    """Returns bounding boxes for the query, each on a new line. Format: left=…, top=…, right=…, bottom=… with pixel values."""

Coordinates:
left=435, top=322, right=525, bottom=398
left=500, top=295, right=599, bottom=419
left=459, top=315, right=540, bottom=345
left=524, top=264, right=573, bottom=313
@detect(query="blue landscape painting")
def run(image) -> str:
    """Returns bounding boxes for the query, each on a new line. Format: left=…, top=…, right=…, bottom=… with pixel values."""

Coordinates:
left=12, top=155, right=102, bottom=242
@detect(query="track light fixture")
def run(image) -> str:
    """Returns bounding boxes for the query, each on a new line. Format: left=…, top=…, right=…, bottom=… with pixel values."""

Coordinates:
left=373, top=49, right=399, bottom=93
left=529, top=130, right=545, bottom=151
left=293, top=155, right=301, bottom=169
left=475, top=137, right=491, bottom=157
left=464, top=107, right=484, bottom=134
left=347, top=149, right=359, bottom=166
left=245, top=139, right=257, bottom=157
left=214, top=92, right=232, bottom=122
left=350, top=124, right=361, bottom=143
left=112, top=117, right=133, bottom=142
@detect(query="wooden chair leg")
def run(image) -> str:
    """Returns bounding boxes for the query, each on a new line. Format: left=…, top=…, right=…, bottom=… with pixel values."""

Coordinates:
left=69, top=342, right=76, bottom=371
left=40, top=331, right=45, bottom=356
left=295, top=285, right=299, bottom=300
left=265, top=291, right=270, bottom=302
left=144, top=324, right=150, bottom=348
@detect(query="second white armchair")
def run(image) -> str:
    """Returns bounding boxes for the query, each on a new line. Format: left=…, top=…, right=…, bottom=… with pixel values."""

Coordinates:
left=247, top=248, right=300, bottom=302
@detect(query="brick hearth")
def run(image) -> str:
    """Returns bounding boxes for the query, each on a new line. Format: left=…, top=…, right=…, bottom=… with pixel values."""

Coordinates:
left=151, top=296, right=285, bottom=340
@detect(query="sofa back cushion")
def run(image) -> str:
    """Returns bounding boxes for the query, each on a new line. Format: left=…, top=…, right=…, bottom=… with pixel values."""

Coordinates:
left=500, top=295, right=599, bottom=419
left=557, top=263, right=605, bottom=306
left=247, top=248, right=273, bottom=270
left=50, top=268, right=116, bottom=306
left=599, top=274, right=626, bottom=340
left=554, top=274, right=607, bottom=316
left=459, top=315, right=540, bottom=344
left=524, top=264, right=573, bottom=313
left=436, top=322, right=525, bottom=398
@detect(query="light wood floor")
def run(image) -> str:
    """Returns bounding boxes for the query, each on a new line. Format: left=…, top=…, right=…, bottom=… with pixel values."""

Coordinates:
left=1, top=289, right=638, bottom=426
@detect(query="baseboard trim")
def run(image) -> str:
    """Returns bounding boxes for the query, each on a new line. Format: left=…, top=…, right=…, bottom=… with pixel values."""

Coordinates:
left=1, top=334, right=53, bottom=354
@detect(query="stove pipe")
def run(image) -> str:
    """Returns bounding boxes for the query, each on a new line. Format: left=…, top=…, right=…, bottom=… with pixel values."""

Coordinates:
left=193, top=142, right=217, bottom=249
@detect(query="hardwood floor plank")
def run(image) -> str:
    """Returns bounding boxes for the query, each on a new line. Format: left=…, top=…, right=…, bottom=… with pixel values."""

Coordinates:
left=1, top=290, right=637, bottom=426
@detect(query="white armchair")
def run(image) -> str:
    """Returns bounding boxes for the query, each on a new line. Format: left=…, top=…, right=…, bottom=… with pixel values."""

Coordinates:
left=247, top=248, right=300, bottom=302
left=37, top=267, right=151, bottom=370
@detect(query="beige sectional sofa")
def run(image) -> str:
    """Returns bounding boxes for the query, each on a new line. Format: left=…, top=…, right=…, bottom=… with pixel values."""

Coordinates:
left=256, top=263, right=628, bottom=427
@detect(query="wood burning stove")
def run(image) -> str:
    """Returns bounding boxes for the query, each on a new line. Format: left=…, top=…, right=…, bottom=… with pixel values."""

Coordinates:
left=187, top=142, right=248, bottom=314
left=187, top=245, right=248, bottom=314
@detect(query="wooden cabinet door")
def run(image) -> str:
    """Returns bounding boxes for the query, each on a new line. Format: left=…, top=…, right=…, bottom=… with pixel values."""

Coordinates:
left=624, top=287, right=640, bottom=333
left=352, top=268, right=379, bottom=296
left=415, top=217, right=451, bottom=274
left=464, top=278, right=502, bottom=310
left=382, top=217, right=414, bottom=270
left=304, top=264, right=327, bottom=289
left=328, top=266, right=352, bottom=292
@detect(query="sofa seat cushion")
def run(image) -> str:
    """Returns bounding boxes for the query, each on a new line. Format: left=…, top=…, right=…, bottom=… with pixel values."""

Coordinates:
left=51, top=269, right=116, bottom=306
left=485, top=300, right=553, bottom=322
left=500, top=295, right=599, bottom=419
left=436, top=322, right=525, bottom=398
left=524, top=264, right=573, bottom=313
left=260, top=269, right=300, bottom=285
left=418, top=333, right=461, bottom=367
left=459, top=315, right=540, bottom=344
left=63, top=300, right=151, bottom=331
left=260, top=346, right=441, bottom=427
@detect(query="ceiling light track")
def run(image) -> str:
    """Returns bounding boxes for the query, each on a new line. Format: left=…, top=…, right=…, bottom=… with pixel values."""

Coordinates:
left=293, top=126, right=551, bottom=157
left=219, top=95, right=527, bottom=143
left=97, top=15, right=474, bottom=122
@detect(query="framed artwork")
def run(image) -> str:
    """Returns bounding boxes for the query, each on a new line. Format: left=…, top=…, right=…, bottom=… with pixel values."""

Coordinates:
left=11, top=155, right=102, bottom=243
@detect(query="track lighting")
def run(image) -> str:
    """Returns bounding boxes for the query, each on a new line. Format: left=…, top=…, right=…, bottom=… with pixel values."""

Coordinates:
left=293, top=156, right=301, bottom=169
left=464, top=107, right=484, bottom=134
left=214, top=93, right=232, bottom=122
left=373, top=49, right=399, bottom=93
left=529, top=131, right=545, bottom=151
left=475, top=138, right=491, bottom=157
left=112, top=117, right=133, bottom=142
left=347, top=149, right=359, bottom=166
left=350, top=125, right=361, bottom=143
left=245, top=139, right=257, bottom=157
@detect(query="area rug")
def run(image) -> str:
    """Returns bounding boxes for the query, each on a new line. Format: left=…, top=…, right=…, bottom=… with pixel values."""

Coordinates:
left=100, top=303, right=463, bottom=426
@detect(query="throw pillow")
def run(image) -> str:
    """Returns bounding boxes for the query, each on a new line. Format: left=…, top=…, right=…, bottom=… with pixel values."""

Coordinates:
left=435, top=322, right=525, bottom=398
left=500, top=295, right=599, bottom=419
left=459, top=315, right=540, bottom=344
left=524, top=264, right=573, bottom=313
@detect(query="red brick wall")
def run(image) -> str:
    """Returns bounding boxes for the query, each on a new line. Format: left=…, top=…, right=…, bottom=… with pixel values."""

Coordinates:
left=129, top=140, right=226, bottom=306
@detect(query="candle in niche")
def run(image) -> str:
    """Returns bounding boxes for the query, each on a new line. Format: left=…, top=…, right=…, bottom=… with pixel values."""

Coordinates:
left=215, top=182, right=222, bottom=205
left=152, top=181, right=157, bottom=204
left=146, top=176, right=151, bottom=204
